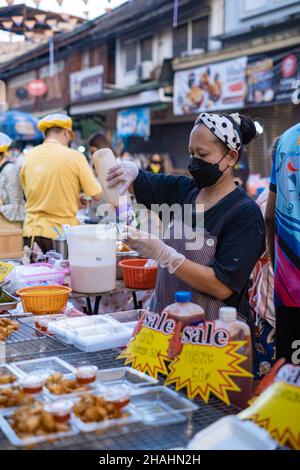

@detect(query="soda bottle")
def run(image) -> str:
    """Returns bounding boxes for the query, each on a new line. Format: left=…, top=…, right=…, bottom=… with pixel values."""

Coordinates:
left=215, top=307, right=253, bottom=409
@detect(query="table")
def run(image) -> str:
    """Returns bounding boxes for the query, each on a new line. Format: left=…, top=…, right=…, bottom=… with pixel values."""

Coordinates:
left=71, top=280, right=147, bottom=315
left=1, top=344, right=239, bottom=450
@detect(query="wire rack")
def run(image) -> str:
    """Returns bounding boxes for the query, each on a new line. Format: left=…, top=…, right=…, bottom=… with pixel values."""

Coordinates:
left=0, top=349, right=239, bottom=450
left=2, top=322, right=73, bottom=359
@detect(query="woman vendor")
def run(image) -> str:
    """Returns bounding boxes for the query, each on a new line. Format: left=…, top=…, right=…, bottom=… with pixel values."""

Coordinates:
left=107, top=113, right=265, bottom=321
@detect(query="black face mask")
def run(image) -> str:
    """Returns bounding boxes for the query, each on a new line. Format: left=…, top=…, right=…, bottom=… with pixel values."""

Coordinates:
left=188, top=153, right=229, bottom=190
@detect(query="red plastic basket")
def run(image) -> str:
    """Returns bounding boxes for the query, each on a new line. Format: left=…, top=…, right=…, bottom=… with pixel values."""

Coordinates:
left=119, top=259, right=157, bottom=290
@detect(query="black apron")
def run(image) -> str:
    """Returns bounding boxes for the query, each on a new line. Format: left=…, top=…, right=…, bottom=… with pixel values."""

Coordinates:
left=152, top=199, right=250, bottom=321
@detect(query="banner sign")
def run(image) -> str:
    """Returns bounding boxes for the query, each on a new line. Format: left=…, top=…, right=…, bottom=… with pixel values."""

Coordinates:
left=117, top=106, right=150, bottom=138
left=246, top=47, right=300, bottom=106
left=70, top=65, right=104, bottom=103
left=173, top=56, right=247, bottom=115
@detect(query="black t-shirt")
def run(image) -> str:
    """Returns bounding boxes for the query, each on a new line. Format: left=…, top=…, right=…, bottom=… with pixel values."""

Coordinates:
left=134, top=170, right=266, bottom=315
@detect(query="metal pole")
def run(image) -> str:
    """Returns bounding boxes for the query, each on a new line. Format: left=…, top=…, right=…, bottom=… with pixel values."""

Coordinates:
left=49, top=38, right=55, bottom=77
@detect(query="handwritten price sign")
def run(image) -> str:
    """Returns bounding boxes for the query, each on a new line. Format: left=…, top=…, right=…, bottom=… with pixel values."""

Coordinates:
left=240, top=381, right=300, bottom=450
left=0, top=261, right=14, bottom=283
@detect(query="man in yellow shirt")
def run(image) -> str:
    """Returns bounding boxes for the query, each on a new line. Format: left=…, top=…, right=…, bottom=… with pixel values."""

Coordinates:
left=21, top=114, right=102, bottom=253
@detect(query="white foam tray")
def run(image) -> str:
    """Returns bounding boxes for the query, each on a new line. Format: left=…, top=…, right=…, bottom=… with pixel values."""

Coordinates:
left=187, top=416, right=277, bottom=450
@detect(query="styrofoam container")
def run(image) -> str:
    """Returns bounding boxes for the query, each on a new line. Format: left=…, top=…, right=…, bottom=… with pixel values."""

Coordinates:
left=47, top=315, right=117, bottom=344
left=0, top=410, right=78, bottom=447
left=71, top=323, right=132, bottom=352
left=187, top=416, right=278, bottom=450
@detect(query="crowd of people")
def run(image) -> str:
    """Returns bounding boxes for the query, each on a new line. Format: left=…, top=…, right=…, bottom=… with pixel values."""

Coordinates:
left=0, top=111, right=299, bottom=380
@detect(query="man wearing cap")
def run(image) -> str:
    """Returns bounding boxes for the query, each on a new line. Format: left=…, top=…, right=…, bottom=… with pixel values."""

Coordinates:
left=21, top=114, right=102, bottom=253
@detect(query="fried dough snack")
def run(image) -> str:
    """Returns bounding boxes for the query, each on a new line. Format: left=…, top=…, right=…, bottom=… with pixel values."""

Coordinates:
left=0, top=387, right=36, bottom=408
left=46, top=373, right=89, bottom=395
left=116, top=241, right=130, bottom=253
left=0, top=318, right=20, bottom=341
left=73, top=394, right=123, bottom=423
left=12, top=403, right=70, bottom=438
left=0, top=372, right=16, bottom=385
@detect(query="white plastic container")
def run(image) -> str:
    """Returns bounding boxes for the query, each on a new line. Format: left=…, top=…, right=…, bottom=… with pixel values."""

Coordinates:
left=67, top=224, right=116, bottom=294
left=71, top=323, right=132, bottom=353
left=187, top=416, right=277, bottom=450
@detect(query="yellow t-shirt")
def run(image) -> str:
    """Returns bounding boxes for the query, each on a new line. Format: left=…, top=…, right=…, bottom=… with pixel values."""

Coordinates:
left=21, top=142, right=101, bottom=239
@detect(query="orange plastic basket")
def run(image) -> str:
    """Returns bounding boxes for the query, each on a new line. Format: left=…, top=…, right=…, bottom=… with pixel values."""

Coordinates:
left=119, top=259, right=157, bottom=290
left=16, top=285, right=72, bottom=315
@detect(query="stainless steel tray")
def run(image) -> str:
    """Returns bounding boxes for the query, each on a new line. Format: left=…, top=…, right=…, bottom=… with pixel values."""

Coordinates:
left=0, top=292, right=19, bottom=313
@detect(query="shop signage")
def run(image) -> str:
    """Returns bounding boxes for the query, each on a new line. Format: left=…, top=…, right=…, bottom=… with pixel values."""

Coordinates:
left=117, top=106, right=150, bottom=138
left=173, top=56, right=247, bottom=116
left=119, top=312, right=251, bottom=405
left=70, top=65, right=104, bottom=103
left=246, top=47, right=300, bottom=106
left=27, top=79, right=48, bottom=97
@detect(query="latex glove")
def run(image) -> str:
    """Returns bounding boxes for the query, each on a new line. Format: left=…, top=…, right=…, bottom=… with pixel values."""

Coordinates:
left=106, top=161, right=139, bottom=195
left=123, top=226, right=185, bottom=274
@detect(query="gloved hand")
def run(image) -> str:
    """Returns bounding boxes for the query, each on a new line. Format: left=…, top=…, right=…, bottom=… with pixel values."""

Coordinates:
left=106, top=161, right=139, bottom=195
left=123, top=226, right=185, bottom=274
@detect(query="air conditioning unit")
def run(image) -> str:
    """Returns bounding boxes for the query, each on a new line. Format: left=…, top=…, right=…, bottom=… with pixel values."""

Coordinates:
left=137, top=60, right=153, bottom=81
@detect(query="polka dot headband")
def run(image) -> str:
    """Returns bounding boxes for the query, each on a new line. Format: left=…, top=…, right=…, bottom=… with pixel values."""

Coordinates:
left=196, top=112, right=243, bottom=151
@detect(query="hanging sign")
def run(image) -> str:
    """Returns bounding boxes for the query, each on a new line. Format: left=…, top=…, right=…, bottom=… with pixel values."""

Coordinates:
left=119, top=313, right=252, bottom=405
left=239, top=378, right=300, bottom=450
left=27, top=79, right=48, bottom=97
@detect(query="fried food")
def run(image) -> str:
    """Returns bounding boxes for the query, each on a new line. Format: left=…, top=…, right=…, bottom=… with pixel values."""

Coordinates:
left=0, top=387, right=37, bottom=408
left=0, top=318, right=19, bottom=341
left=0, top=371, right=17, bottom=385
left=45, top=373, right=89, bottom=395
left=116, top=241, right=130, bottom=253
left=11, top=403, right=70, bottom=438
left=73, top=394, right=123, bottom=423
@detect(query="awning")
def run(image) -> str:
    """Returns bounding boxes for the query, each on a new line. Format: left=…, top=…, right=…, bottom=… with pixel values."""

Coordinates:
left=69, top=88, right=169, bottom=116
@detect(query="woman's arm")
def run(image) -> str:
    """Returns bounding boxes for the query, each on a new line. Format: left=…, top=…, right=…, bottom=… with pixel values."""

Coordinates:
left=176, top=260, right=233, bottom=300
left=265, top=190, right=276, bottom=268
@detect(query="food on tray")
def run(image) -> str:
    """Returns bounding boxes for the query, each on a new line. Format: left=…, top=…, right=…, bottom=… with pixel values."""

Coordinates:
left=20, top=375, right=45, bottom=395
left=45, top=373, right=90, bottom=395
left=73, top=394, right=127, bottom=423
left=76, top=366, right=98, bottom=385
left=116, top=241, right=130, bottom=253
left=0, top=387, right=37, bottom=408
left=0, top=371, right=17, bottom=385
left=103, top=385, right=130, bottom=410
left=44, top=400, right=73, bottom=423
left=0, top=318, right=19, bottom=341
left=12, top=403, right=70, bottom=438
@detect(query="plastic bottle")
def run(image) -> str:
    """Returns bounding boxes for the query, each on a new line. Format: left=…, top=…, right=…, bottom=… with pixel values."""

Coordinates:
left=163, top=291, right=205, bottom=359
left=215, top=307, right=253, bottom=409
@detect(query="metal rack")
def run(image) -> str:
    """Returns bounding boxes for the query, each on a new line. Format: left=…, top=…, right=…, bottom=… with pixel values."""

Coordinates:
left=3, top=322, right=74, bottom=359
left=1, top=348, right=239, bottom=450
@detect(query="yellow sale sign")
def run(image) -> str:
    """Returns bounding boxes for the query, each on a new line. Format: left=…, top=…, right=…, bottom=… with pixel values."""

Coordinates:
left=0, top=261, right=14, bottom=283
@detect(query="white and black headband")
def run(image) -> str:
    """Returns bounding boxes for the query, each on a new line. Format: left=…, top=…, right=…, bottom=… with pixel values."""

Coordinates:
left=196, top=112, right=243, bottom=151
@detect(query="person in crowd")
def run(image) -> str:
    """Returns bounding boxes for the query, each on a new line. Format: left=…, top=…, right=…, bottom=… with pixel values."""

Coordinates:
left=249, top=137, right=280, bottom=378
left=107, top=112, right=265, bottom=322
left=145, top=153, right=165, bottom=174
left=21, top=114, right=102, bottom=253
left=88, top=132, right=117, bottom=158
left=0, top=132, right=24, bottom=227
left=266, top=123, right=300, bottom=363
